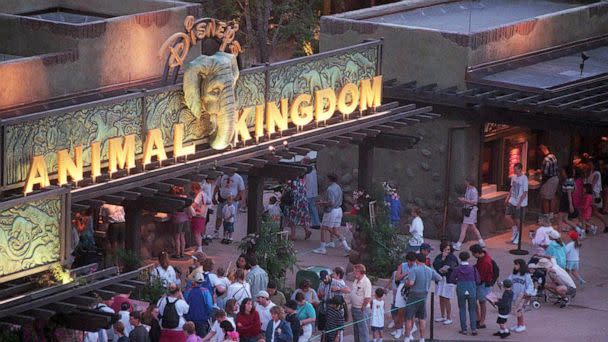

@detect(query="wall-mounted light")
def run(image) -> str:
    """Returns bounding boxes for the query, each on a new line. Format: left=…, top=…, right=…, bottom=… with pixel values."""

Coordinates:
left=268, top=145, right=276, bottom=155
left=282, top=140, right=289, bottom=150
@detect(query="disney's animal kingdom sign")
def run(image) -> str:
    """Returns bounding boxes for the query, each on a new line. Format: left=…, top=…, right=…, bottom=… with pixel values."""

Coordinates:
left=21, top=16, right=382, bottom=195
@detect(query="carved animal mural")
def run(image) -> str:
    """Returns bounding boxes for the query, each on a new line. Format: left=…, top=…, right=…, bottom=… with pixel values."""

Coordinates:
left=0, top=197, right=62, bottom=277
left=183, top=52, right=240, bottom=150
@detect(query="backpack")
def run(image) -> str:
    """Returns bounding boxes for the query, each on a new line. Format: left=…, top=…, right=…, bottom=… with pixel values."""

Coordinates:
left=282, top=188, right=294, bottom=206
left=161, top=297, right=180, bottom=329
left=287, top=313, right=302, bottom=340
left=490, top=259, right=500, bottom=286
left=202, top=272, right=214, bottom=294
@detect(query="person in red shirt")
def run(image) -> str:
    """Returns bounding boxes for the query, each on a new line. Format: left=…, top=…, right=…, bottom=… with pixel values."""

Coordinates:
left=110, top=292, right=133, bottom=313
left=236, top=298, right=262, bottom=342
left=469, top=244, right=494, bottom=329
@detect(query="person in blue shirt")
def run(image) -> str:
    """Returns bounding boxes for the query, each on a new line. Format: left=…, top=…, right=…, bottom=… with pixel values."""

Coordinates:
left=265, top=306, right=293, bottom=342
left=185, top=272, right=214, bottom=337
left=383, top=182, right=402, bottom=227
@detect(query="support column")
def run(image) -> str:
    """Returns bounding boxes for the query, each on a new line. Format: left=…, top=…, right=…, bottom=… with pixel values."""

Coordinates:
left=124, top=200, right=143, bottom=257
left=247, top=175, right=264, bottom=235
left=358, top=141, right=374, bottom=193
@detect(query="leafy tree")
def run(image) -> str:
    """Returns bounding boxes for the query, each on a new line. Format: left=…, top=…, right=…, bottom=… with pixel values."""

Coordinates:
left=188, top=0, right=323, bottom=65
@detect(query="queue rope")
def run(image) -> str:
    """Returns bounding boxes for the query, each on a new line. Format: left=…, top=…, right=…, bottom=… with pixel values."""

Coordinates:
left=306, top=296, right=427, bottom=341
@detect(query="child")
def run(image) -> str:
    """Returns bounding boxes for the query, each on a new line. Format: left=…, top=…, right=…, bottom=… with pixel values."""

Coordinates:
left=580, top=184, right=596, bottom=234
left=448, top=251, right=480, bottom=336
left=184, top=321, right=203, bottom=342
left=220, top=320, right=238, bottom=341
left=492, top=279, right=513, bottom=339
left=224, top=299, right=238, bottom=321
left=371, top=288, right=385, bottom=342
left=221, top=196, right=236, bottom=244
left=265, top=196, right=282, bottom=224
left=565, top=230, right=585, bottom=285
left=545, top=230, right=567, bottom=269
left=324, top=296, right=347, bottom=342
left=113, top=321, right=129, bottom=342
left=507, top=259, right=534, bottom=333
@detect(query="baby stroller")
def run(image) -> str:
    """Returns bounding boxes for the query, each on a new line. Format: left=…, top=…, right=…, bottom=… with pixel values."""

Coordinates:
left=528, top=256, right=568, bottom=308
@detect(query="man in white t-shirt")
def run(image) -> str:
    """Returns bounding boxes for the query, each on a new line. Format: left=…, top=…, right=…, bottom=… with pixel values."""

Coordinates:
left=212, top=172, right=246, bottom=239
left=255, top=291, right=276, bottom=333
left=203, top=309, right=234, bottom=342
left=505, top=163, right=528, bottom=245
left=157, top=284, right=190, bottom=332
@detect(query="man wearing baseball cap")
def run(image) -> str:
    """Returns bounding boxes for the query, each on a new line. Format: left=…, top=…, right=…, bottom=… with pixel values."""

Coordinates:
left=255, top=290, right=276, bottom=333
left=529, top=258, right=576, bottom=308
left=185, top=272, right=214, bottom=336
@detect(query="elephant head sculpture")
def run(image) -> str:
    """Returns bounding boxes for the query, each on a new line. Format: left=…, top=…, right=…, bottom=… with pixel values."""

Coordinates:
left=183, top=52, right=240, bottom=150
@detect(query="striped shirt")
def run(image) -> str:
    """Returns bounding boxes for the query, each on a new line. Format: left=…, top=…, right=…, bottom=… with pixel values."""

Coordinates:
left=542, top=153, right=559, bottom=178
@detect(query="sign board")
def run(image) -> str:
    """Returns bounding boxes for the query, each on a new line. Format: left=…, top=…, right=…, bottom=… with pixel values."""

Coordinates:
left=2, top=16, right=382, bottom=195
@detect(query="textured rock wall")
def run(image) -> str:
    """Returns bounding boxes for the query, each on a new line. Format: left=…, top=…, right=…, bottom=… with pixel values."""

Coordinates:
left=317, top=116, right=480, bottom=239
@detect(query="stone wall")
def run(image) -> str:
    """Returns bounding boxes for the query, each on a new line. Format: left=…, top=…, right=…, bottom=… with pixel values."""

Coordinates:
left=317, top=114, right=480, bottom=239
left=0, top=1, right=200, bottom=109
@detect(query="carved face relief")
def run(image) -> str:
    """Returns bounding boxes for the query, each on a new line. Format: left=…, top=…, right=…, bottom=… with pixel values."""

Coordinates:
left=183, top=52, right=240, bottom=150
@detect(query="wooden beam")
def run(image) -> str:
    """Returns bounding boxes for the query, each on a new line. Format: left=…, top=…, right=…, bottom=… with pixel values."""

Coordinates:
left=359, top=128, right=381, bottom=136
left=318, top=139, right=340, bottom=146
left=62, top=310, right=116, bottom=332
left=1, top=314, right=35, bottom=326
left=117, top=191, right=140, bottom=201
left=0, top=282, right=36, bottom=300
left=302, top=143, right=326, bottom=150
left=289, top=147, right=312, bottom=155
left=25, top=308, right=56, bottom=320
left=62, top=295, right=99, bottom=307
left=102, top=283, right=136, bottom=294
left=364, top=133, right=421, bottom=150
left=98, top=195, right=125, bottom=205
left=71, top=203, right=90, bottom=212
left=184, top=174, right=207, bottom=182
left=164, top=178, right=193, bottom=187
left=122, top=279, right=147, bottom=288
left=148, top=182, right=173, bottom=192
left=44, top=302, right=77, bottom=313
left=133, top=187, right=158, bottom=197
left=247, top=158, right=269, bottom=167
left=216, top=166, right=238, bottom=174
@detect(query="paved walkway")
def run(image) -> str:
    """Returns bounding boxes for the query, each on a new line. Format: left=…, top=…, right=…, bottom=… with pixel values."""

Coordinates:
left=157, top=209, right=608, bottom=342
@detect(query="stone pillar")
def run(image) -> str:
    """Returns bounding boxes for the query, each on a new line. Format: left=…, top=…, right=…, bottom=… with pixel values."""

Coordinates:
left=247, top=175, right=265, bottom=235
left=358, top=142, right=374, bottom=193
left=124, top=200, right=143, bottom=257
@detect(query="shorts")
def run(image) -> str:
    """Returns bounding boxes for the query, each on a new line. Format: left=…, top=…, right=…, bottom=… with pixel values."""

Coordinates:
left=108, top=222, right=126, bottom=243
left=497, top=316, right=508, bottom=324
left=513, top=294, right=526, bottom=316
left=476, top=285, right=491, bottom=302
left=223, top=221, right=235, bottom=233
left=505, top=204, right=526, bottom=220
left=173, top=221, right=188, bottom=234
left=540, top=176, right=559, bottom=200
left=405, top=294, right=427, bottom=320
left=322, top=207, right=343, bottom=228
left=566, top=260, right=579, bottom=271
left=371, top=326, right=384, bottom=332
left=191, top=216, right=206, bottom=235
left=395, top=283, right=407, bottom=308
left=463, top=206, right=478, bottom=225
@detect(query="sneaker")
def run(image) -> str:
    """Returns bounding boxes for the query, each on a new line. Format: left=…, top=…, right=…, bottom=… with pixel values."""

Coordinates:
left=326, top=241, right=336, bottom=248
left=511, top=233, right=519, bottom=245
left=500, top=331, right=511, bottom=338
left=312, top=247, right=327, bottom=255
left=212, top=231, right=220, bottom=239
left=196, top=246, right=203, bottom=253
left=403, top=337, right=410, bottom=342
left=493, top=332, right=502, bottom=336
left=514, top=326, right=526, bottom=333
left=388, top=321, right=395, bottom=329
left=434, top=317, right=445, bottom=322
left=411, top=323, right=418, bottom=335
left=453, top=242, right=462, bottom=251
left=391, top=329, right=402, bottom=338
left=443, top=319, right=453, bottom=325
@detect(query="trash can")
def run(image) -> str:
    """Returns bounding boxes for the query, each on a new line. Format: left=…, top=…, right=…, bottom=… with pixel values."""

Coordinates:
left=295, top=266, right=332, bottom=291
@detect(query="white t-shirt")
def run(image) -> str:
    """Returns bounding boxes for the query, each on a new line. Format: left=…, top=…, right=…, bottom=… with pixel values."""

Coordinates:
left=117, top=310, right=133, bottom=337
left=409, top=216, right=424, bottom=246
left=94, top=304, right=115, bottom=341
left=216, top=174, right=246, bottom=199
left=214, top=276, right=231, bottom=292
left=565, top=241, right=580, bottom=262
left=533, top=226, right=557, bottom=247
left=191, top=192, right=206, bottom=217
left=153, top=265, right=179, bottom=287
left=509, top=174, right=529, bottom=207
left=156, top=296, right=190, bottom=331
left=222, top=203, right=236, bottom=223
left=226, top=282, right=251, bottom=306
left=305, top=168, right=319, bottom=198
left=256, top=302, right=276, bottom=331
left=210, top=317, right=235, bottom=342
left=585, top=170, right=602, bottom=197
left=371, top=298, right=385, bottom=328
left=549, top=261, right=576, bottom=289
left=202, top=181, right=214, bottom=205
left=271, top=320, right=281, bottom=342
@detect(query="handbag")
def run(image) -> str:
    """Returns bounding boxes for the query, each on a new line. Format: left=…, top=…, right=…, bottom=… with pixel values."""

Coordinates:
left=462, top=206, right=473, bottom=217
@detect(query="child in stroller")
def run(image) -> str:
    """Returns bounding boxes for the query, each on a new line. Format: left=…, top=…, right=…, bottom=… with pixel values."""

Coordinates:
left=527, top=256, right=547, bottom=309
left=528, top=256, right=576, bottom=308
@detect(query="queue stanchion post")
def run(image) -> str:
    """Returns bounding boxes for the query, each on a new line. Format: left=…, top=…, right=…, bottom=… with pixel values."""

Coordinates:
left=430, top=292, right=435, bottom=340
left=509, top=206, right=529, bottom=255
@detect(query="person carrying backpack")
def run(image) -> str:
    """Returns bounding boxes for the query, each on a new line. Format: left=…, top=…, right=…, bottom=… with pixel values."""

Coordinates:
left=185, top=273, right=214, bottom=337
left=469, top=244, right=498, bottom=330
left=157, top=283, right=190, bottom=342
